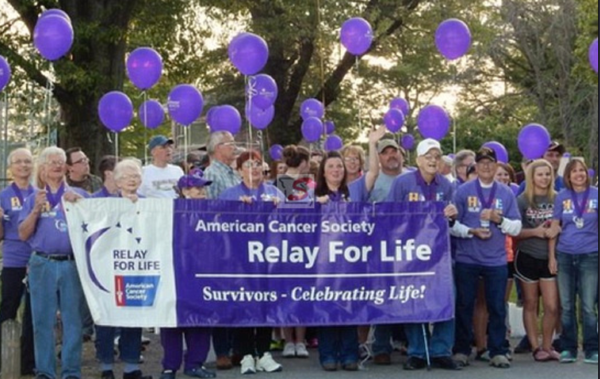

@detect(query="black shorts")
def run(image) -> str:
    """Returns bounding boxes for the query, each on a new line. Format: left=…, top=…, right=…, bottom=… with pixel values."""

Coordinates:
left=514, top=250, right=556, bottom=283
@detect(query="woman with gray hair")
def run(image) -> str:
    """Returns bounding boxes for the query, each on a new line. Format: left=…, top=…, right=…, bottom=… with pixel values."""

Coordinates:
left=452, top=149, right=476, bottom=185
left=18, top=146, right=89, bottom=379
left=93, top=158, right=151, bottom=379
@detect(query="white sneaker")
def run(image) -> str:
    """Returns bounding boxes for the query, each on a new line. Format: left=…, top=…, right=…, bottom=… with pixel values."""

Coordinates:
left=282, top=342, right=296, bottom=358
left=295, top=342, right=309, bottom=358
left=240, top=354, right=256, bottom=375
left=256, top=352, right=282, bottom=372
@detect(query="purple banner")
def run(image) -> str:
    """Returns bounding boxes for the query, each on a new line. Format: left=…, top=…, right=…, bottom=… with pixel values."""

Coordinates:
left=173, top=200, right=453, bottom=326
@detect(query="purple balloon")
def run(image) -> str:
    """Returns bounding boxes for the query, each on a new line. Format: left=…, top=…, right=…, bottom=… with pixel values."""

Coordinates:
left=401, top=134, right=415, bottom=150
left=138, top=100, right=164, bottom=129
left=482, top=141, right=509, bottom=163
left=589, top=38, right=598, bottom=74
left=40, top=9, right=71, bottom=23
left=228, top=32, right=269, bottom=76
left=0, top=55, right=11, bottom=92
left=269, top=144, right=284, bottom=161
left=127, top=47, right=163, bottom=90
left=33, top=15, right=74, bottom=61
left=390, top=98, right=410, bottom=116
left=518, top=123, right=551, bottom=160
left=301, top=117, right=323, bottom=143
left=435, top=18, right=472, bottom=60
left=324, top=135, right=343, bottom=152
left=247, top=74, right=278, bottom=110
left=245, top=103, right=274, bottom=130
left=324, top=120, right=335, bottom=135
left=167, top=84, right=203, bottom=126
left=210, top=105, right=242, bottom=135
left=383, top=108, right=405, bottom=133
left=448, top=153, right=456, bottom=159
left=300, top=98, right=324, bottom=120
left=98, top=91, right=133, bottom=133
left=205, top=106, right=220, bottom=128
left=563, top=152, right=571, bottom=158
left=417, top=105, right=450, bottom=140
left=340, top=17, right=373, bottom=55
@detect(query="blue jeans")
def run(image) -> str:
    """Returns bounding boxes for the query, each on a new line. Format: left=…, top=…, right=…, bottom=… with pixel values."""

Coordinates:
left=405, top=319, right=455, bottom=358
left=454, top=262, right=508, bottom=358
left=557, top=252, right=599, bottom=355
left=318, top=326, right=358, bottom=365
left=28, top=254, right=84, bottom=379
left=95, top=326, right=142, bottom=364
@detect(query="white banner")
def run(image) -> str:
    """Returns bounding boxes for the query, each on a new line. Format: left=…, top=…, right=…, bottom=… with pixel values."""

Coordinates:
left=65, top=198, right=177, bottom=327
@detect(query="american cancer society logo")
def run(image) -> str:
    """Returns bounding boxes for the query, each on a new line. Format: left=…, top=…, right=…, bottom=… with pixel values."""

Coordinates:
left=82, top=220, right=161, bottom=307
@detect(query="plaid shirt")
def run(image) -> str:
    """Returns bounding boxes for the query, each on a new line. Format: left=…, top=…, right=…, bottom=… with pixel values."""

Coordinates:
left=204, top=159, right=241, bottom=199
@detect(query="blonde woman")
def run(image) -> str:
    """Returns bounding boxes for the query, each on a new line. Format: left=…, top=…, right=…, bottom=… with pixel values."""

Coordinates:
left=515, top=159, right=560, bottom=361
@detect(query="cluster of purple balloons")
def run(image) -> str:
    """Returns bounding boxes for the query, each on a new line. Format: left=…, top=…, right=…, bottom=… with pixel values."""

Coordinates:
left=246, top=74, right=277, bottom=130
left=0, top=56, right=10, bottom=92
left=33, top=9, right=74, bottom=61
left=300, top=98, right=325, bottom=142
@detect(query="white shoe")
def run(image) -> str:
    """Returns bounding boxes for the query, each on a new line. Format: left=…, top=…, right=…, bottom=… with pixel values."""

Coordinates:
left=282, top=342, right=296, bottom=358
left=295, top=342, right=309, bottom=358
left=240, top=354, right=256, bottom=375
left=256, top=352, right=282, bottom=372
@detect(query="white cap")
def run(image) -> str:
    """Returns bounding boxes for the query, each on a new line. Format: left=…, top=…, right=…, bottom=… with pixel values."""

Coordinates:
left=416, top=138, right=442, bottom=157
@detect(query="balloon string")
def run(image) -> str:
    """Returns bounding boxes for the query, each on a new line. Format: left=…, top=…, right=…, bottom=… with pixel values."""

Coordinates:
left=316, top=0, right=326, bottom=136
left=355, top=56, right=362, bottom=132
left=43, top=72, right=55, bottom=147
left=2, top=92, right=8, bottom=176
left=245, top=75, right=254, bottom=188
left=142, top=91, right=148, bottom=163
left=452, top=64, right=457, bottom=154
left=115, top=132, right=119, bottom=158
left=183, top=124, right=188, bottom=166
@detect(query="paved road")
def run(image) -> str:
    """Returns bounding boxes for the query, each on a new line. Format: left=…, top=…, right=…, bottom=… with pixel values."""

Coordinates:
left=79, top=335, right=597, bottom=379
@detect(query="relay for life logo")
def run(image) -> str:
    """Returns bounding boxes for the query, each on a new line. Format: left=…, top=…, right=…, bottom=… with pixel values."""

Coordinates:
left=83, top=220, right=161, bottom=307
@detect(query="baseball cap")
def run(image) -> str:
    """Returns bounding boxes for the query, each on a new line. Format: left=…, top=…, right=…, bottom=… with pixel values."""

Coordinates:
left=547, top=141, right=565, bottom=155
left=475, top=147, right=497, bottom=163
left=377, top=139, right=400, bottom=154
left=148, top=135, right=174, bottom=151
left=416, top=138, right=442, bottom=157
left=177, top=169, right=212, bottom=189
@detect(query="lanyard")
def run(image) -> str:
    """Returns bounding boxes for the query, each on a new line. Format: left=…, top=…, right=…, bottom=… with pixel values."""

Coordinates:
left=10, top=183, right=34, bottom=206
left=475, top=180, right=497, bottom=209
left=45, top=183, right=66, bottom=209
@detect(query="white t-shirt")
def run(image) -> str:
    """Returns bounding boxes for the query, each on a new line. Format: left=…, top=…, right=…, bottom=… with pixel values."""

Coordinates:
left=140, top=164, right=184, bottom=198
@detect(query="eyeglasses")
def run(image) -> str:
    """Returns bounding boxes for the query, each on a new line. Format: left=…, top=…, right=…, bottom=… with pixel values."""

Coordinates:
left=477, top=161, right=495, bottom=167
left=218, top=141, right=235, bottom=147
left=72, top=157, right=89, bottom=165
left=242, top=161, right=262, bottom=169
left=119, top=174, right=142, bottom=180
left=422, top=154, right=442, bottom=161
left=11, top=159, right=33, bottom=165
left=47, top=160, right=66, bottom=167
left=344, top=157, right=360, bottom=164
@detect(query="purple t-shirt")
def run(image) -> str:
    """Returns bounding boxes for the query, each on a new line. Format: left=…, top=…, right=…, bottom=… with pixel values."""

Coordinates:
left=219, top=182, right=285, bottom=202
left=386, top=171, right=454, bottom=202
left=348, top=175, right=369, bottom=203
left=454, top=180, right=521, bottom=267
left=1, top=184, right=34, bottom=267
left=18, top=185, right=89, bottom=255
left=553, top=187, right=598, bottom=254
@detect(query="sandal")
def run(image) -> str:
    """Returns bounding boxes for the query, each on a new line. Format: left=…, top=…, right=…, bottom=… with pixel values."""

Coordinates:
left=533, top=348, right=551, bottom=362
